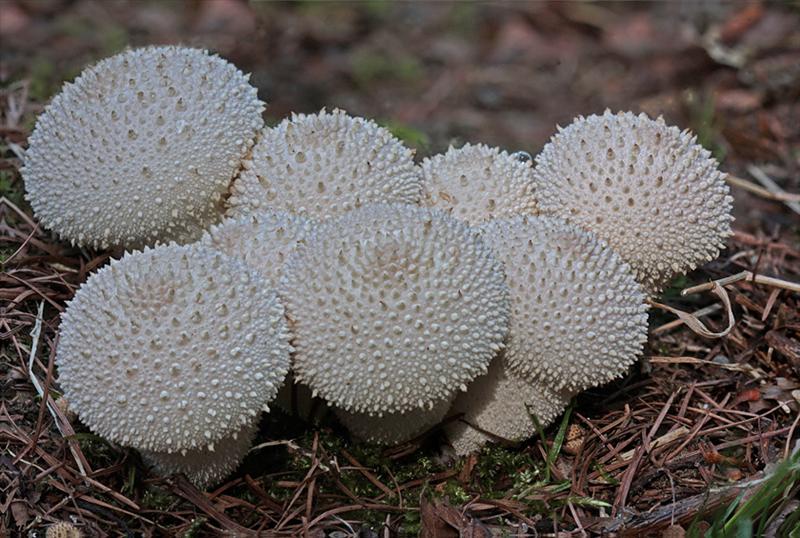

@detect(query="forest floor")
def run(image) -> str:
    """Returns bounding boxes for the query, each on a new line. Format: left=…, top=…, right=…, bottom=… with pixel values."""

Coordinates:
left=2, top=2, right=799, bottom=536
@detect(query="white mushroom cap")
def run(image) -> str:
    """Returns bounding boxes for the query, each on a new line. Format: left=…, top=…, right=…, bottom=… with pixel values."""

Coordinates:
left=56, top=243, right=291, bottom=453
left=23, top=46, right=264, bottom=249
left=142, top=420, right=257, bottom=489
left=226, top=108, right=421, bottom=220
left=335, top=397, right=452, bottom=445
left=533, top=110, right=734, bottom=293
left=478, top=216, right=648, bottom=393
left=201, top=209, right=314, bottom=286
left=280, top=203, right=510, bottom=415
left=445, top=358, right=571, bottom=456
left=45, top=522, right=81, bottom=538
left=420, top=143, right=537, bottom=224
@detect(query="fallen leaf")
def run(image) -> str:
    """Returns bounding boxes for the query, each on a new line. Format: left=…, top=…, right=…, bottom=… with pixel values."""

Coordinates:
left=458, top=453, right=477, bottom=484
left=732, top=388, right=761, bottom=406
left=10, top=501, right=29, bottom=529
left=715, top=89, right=763, bottom=113
left=563, top=424, right=586, bottom=456
left=420, top=498, right=460, bottom=538
left=420, top=498, right=491, bottom=538
left=662, top=524, right=686, bottom=538
left=725, top=468, right=743, bottom=481
left=719, top=3, right=764, bottom=44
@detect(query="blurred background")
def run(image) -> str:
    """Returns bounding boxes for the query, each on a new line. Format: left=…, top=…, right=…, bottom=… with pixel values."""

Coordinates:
left=2, top=0, right=799, bottom=228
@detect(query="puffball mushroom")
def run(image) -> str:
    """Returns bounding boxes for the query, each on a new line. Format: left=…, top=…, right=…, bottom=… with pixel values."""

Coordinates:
left=420, top=143, right=537, bottom=224
left=478, top=216, right=648, bottom=393
left=45, top=522, right=82, bottom=538
left=23, top=46, right=264, bottom=249
left=201, top=209, right=314, bottom=286
left=226, top=108, right=421, bottom=220
left=56, top=243, right=291, bottom=453
left=335, top=397, right=453, bottom=445
left=534, top=110, right=734, bottom=293
left=280, top=203, right=510, bottom=415
left=141, top=421, right=257, bottom=489
left=445, top=359, right=572, bottom=456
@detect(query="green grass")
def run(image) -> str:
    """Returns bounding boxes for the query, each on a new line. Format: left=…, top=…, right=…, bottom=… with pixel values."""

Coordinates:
left=689, top=446, right=800, bottom=537
left=685, top=90, right=727, bottom=163
left=378, top=120, right=431, bottom=152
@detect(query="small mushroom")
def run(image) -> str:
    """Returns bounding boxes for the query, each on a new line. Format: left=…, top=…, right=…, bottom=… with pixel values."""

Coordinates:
left=56, top=243, right=291, bottom=453
left=478, top=215, right=648, bottom=393
left=533, top=110, right=734, bottom=293
left=420, top=143, right=537, bottom=223
left=141, top=421, right=257, bottom=489
left=445, top=358, right=571, bottom=456
left=227, top=108, right=421, bottom=220
left=23, top=46, right=264, bottom=249
left=335, top=397, right=452, bottom=445
left=46, top=522, right=82, bottom=538
left=279, top=203, right=510, bottom=415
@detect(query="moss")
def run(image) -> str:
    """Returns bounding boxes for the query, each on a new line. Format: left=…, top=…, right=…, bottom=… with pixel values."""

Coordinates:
left=474, top=445, right=537, bottom=486
left=1, top=169, right=27, bottom=209
left=444, top=3, right=479, bottom=37
left=684, top=89, right=726, bottom=163
left=379, top=120, right=430, bottom=152
left=180, top=517, right=206, bottom=538
left=394, top=455, right=434, bottom=484
left=442, top=482, right=470, bottom=504
left=142, top=487, right=178, bottom=511
left=399, top=509, right=422, bottom=536
left=660, top=274, right=694, bottom=300
left=350, top=50, right=423, bottom=88
left=27, top=57, right=57, bottom=102
left=71, top=432, right=119, bottom=468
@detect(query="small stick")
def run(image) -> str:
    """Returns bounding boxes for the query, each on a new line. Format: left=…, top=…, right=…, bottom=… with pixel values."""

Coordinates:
left=681, top=271, right=750, bottom=295
left=651, top=281, right=735, bottom=338
left=648, top=356, right=765, bottom=376
left=726, top=174, right=800, bottom=204
left=341, top=449, right=395, bottom=498
left=26, top=302, right=87, bottom=476
left=681, top=270, right=800, bottom=295
left=746, top=165, right=800, bottom=215
left=785, top=411, right=800, bottom=460
left=619, top=426, right=690, bottom=462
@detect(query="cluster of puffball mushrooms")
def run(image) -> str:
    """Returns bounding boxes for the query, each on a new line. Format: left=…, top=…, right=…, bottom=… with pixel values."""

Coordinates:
left=23, top=46, right=734, bottom=489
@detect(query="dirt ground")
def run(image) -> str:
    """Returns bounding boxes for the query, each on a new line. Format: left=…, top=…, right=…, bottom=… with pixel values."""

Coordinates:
left=1, top=1, right=799, bottom=536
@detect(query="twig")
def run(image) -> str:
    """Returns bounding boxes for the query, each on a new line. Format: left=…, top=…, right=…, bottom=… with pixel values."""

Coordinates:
left=619, top=427, right=690, bottom=462
left=26, top=302, right=87, bottom=476
left=650, top=281, right=735, bottom=338
left=726, top=174, right=800, bottom=204
left=746, top=165, right=800, bottom=215
left=341, top=449, right=395, bottom=498
left=648, top=356, right=765, bottom=377
left=567, top=501, right=588, bottom=537
left=599, top=474, right=764, bottom=532
left=785, top=410, right=800, bottom=460
left=170, top=475, right=256, bottom=535
left=681, top=270, right=800, bottom=296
